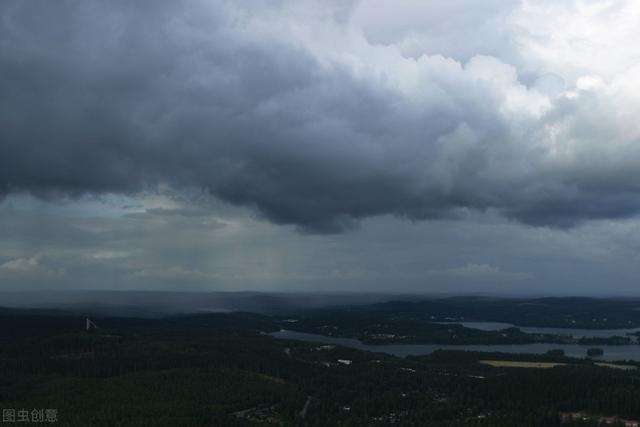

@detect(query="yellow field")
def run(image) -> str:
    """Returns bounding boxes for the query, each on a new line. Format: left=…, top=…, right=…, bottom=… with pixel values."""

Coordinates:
left=479, top=360, right=638, bottom=370
left=479, top=360, right=566, bottom=369
left=595, top=363, right=637, bottom=370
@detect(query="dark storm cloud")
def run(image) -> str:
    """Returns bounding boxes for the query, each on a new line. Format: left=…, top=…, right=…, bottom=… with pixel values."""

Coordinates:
left=2, top=0, right=640, bottom=232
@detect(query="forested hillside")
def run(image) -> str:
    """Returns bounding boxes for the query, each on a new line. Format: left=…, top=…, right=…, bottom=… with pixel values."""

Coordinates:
left=1, top=309, right=640, bottom=426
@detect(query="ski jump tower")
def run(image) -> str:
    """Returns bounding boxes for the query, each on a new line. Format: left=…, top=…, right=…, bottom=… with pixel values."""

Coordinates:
left=85, top=317, right=98, bottom=332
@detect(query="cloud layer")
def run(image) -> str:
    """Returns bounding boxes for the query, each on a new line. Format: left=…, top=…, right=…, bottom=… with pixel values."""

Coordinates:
left=3, top=0, right=640, bottom=232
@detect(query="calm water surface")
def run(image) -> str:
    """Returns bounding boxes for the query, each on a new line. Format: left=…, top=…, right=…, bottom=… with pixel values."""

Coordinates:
left=270, top=329, right=640, bottom=362
left=435, top=321, right=640, bottom=339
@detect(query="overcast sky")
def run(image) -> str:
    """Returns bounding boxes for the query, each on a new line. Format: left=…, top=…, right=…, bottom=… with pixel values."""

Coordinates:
left=3, top=0, right=640, bottom=295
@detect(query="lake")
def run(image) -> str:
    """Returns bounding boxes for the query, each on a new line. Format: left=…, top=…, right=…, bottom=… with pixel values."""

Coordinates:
left=270, top=329, right=640, bottom=361
left=435, top=321, right=640, bottom=339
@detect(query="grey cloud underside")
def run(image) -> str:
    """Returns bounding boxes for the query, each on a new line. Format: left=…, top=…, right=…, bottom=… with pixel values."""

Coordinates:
left=2, top=0, right=640, bottom=232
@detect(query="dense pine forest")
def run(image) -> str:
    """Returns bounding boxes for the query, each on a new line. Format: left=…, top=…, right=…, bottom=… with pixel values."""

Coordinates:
left=1, top=307, right=640, bottom=426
